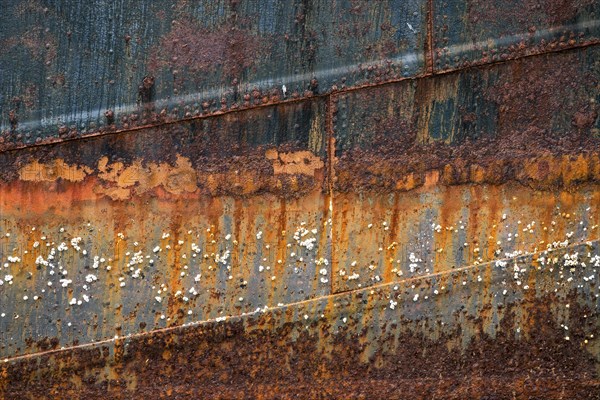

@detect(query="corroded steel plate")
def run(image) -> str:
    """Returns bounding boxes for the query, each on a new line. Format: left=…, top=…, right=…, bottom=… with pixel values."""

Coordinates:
left=0, top=0, right=425, bottom=144
left=0, top=1, right=599, bottom=399
left=433, top=0, right=600, bottom=70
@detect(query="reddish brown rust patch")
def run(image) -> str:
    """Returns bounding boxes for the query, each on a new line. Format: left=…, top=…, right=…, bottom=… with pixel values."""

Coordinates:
left=335, top=135, right=600, bottom=193
left=148, top=19, right=268, bottom=83
left=467, top=0, right=596, bottom=35
left=484, top=53, right=586, bottom=136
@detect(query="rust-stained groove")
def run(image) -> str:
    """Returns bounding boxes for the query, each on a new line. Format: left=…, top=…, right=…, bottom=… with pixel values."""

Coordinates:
left=2, top=39, right=600, bottom=155
left=4, top=237, right=596, bottom=364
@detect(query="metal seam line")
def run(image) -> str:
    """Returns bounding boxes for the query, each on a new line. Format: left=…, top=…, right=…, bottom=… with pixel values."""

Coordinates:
left=2, top=32, right=600, bottom=153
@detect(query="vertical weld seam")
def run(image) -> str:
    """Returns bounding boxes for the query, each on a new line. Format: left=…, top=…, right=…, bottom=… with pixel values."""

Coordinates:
left=426, top=0, right=435, bottom=75
left=326, top=93, right=335, bottom=295
left=326, top=94, right=334, bottom=197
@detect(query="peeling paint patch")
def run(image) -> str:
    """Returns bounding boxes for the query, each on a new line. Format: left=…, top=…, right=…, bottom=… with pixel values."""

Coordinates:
left=19, top=160, right=92, bottom=182
left=95, top=155, right=198, bottom=200
left=268, top=149, right=325, bottom=177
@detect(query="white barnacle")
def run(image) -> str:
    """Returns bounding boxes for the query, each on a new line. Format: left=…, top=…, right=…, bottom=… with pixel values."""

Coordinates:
left=347, top=272, right=360, bottom=280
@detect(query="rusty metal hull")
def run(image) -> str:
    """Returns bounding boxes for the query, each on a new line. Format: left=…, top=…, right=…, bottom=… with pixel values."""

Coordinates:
left=2, top=239, right=600, bottom=398
left=0, top=1, right=600, bottom=398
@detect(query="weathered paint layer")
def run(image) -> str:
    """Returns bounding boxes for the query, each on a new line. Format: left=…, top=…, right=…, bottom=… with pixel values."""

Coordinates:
left=1, top=241, right=599, bottom=399
left=333, top=45, right=600, bottom=193
left=0, top=0, right=425, bottom=141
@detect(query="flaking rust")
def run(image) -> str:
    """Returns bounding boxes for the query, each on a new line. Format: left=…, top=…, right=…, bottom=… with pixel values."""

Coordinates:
left=0, top=2, right=600, bottom=399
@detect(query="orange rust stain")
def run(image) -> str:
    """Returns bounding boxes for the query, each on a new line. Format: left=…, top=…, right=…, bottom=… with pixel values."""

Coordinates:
left=166, top=214, right=185, bottom=324
left=519, top=154, right=596, bottom=188
left=423, top=170, right=440, bottom=188
left=436, top=185, right=464, bottom=272
left=14, top=151, right=330, bottom=203
left=469, top=164, right=487, bottom=184
left=384, top=193, right=402, bottom=283
left=394, top=172, right=421, bottom=191
left=484, top=185, right=500, bottom=259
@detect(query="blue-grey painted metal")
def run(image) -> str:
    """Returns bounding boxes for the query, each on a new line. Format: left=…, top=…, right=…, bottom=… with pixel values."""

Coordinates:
left=0, top=0, right=426, bottom=142
left=433, top=0, right=600, bottom=70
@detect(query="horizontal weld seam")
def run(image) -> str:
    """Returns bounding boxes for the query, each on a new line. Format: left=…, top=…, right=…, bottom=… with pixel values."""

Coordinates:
left=3, top=39, right=600, bottom=154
